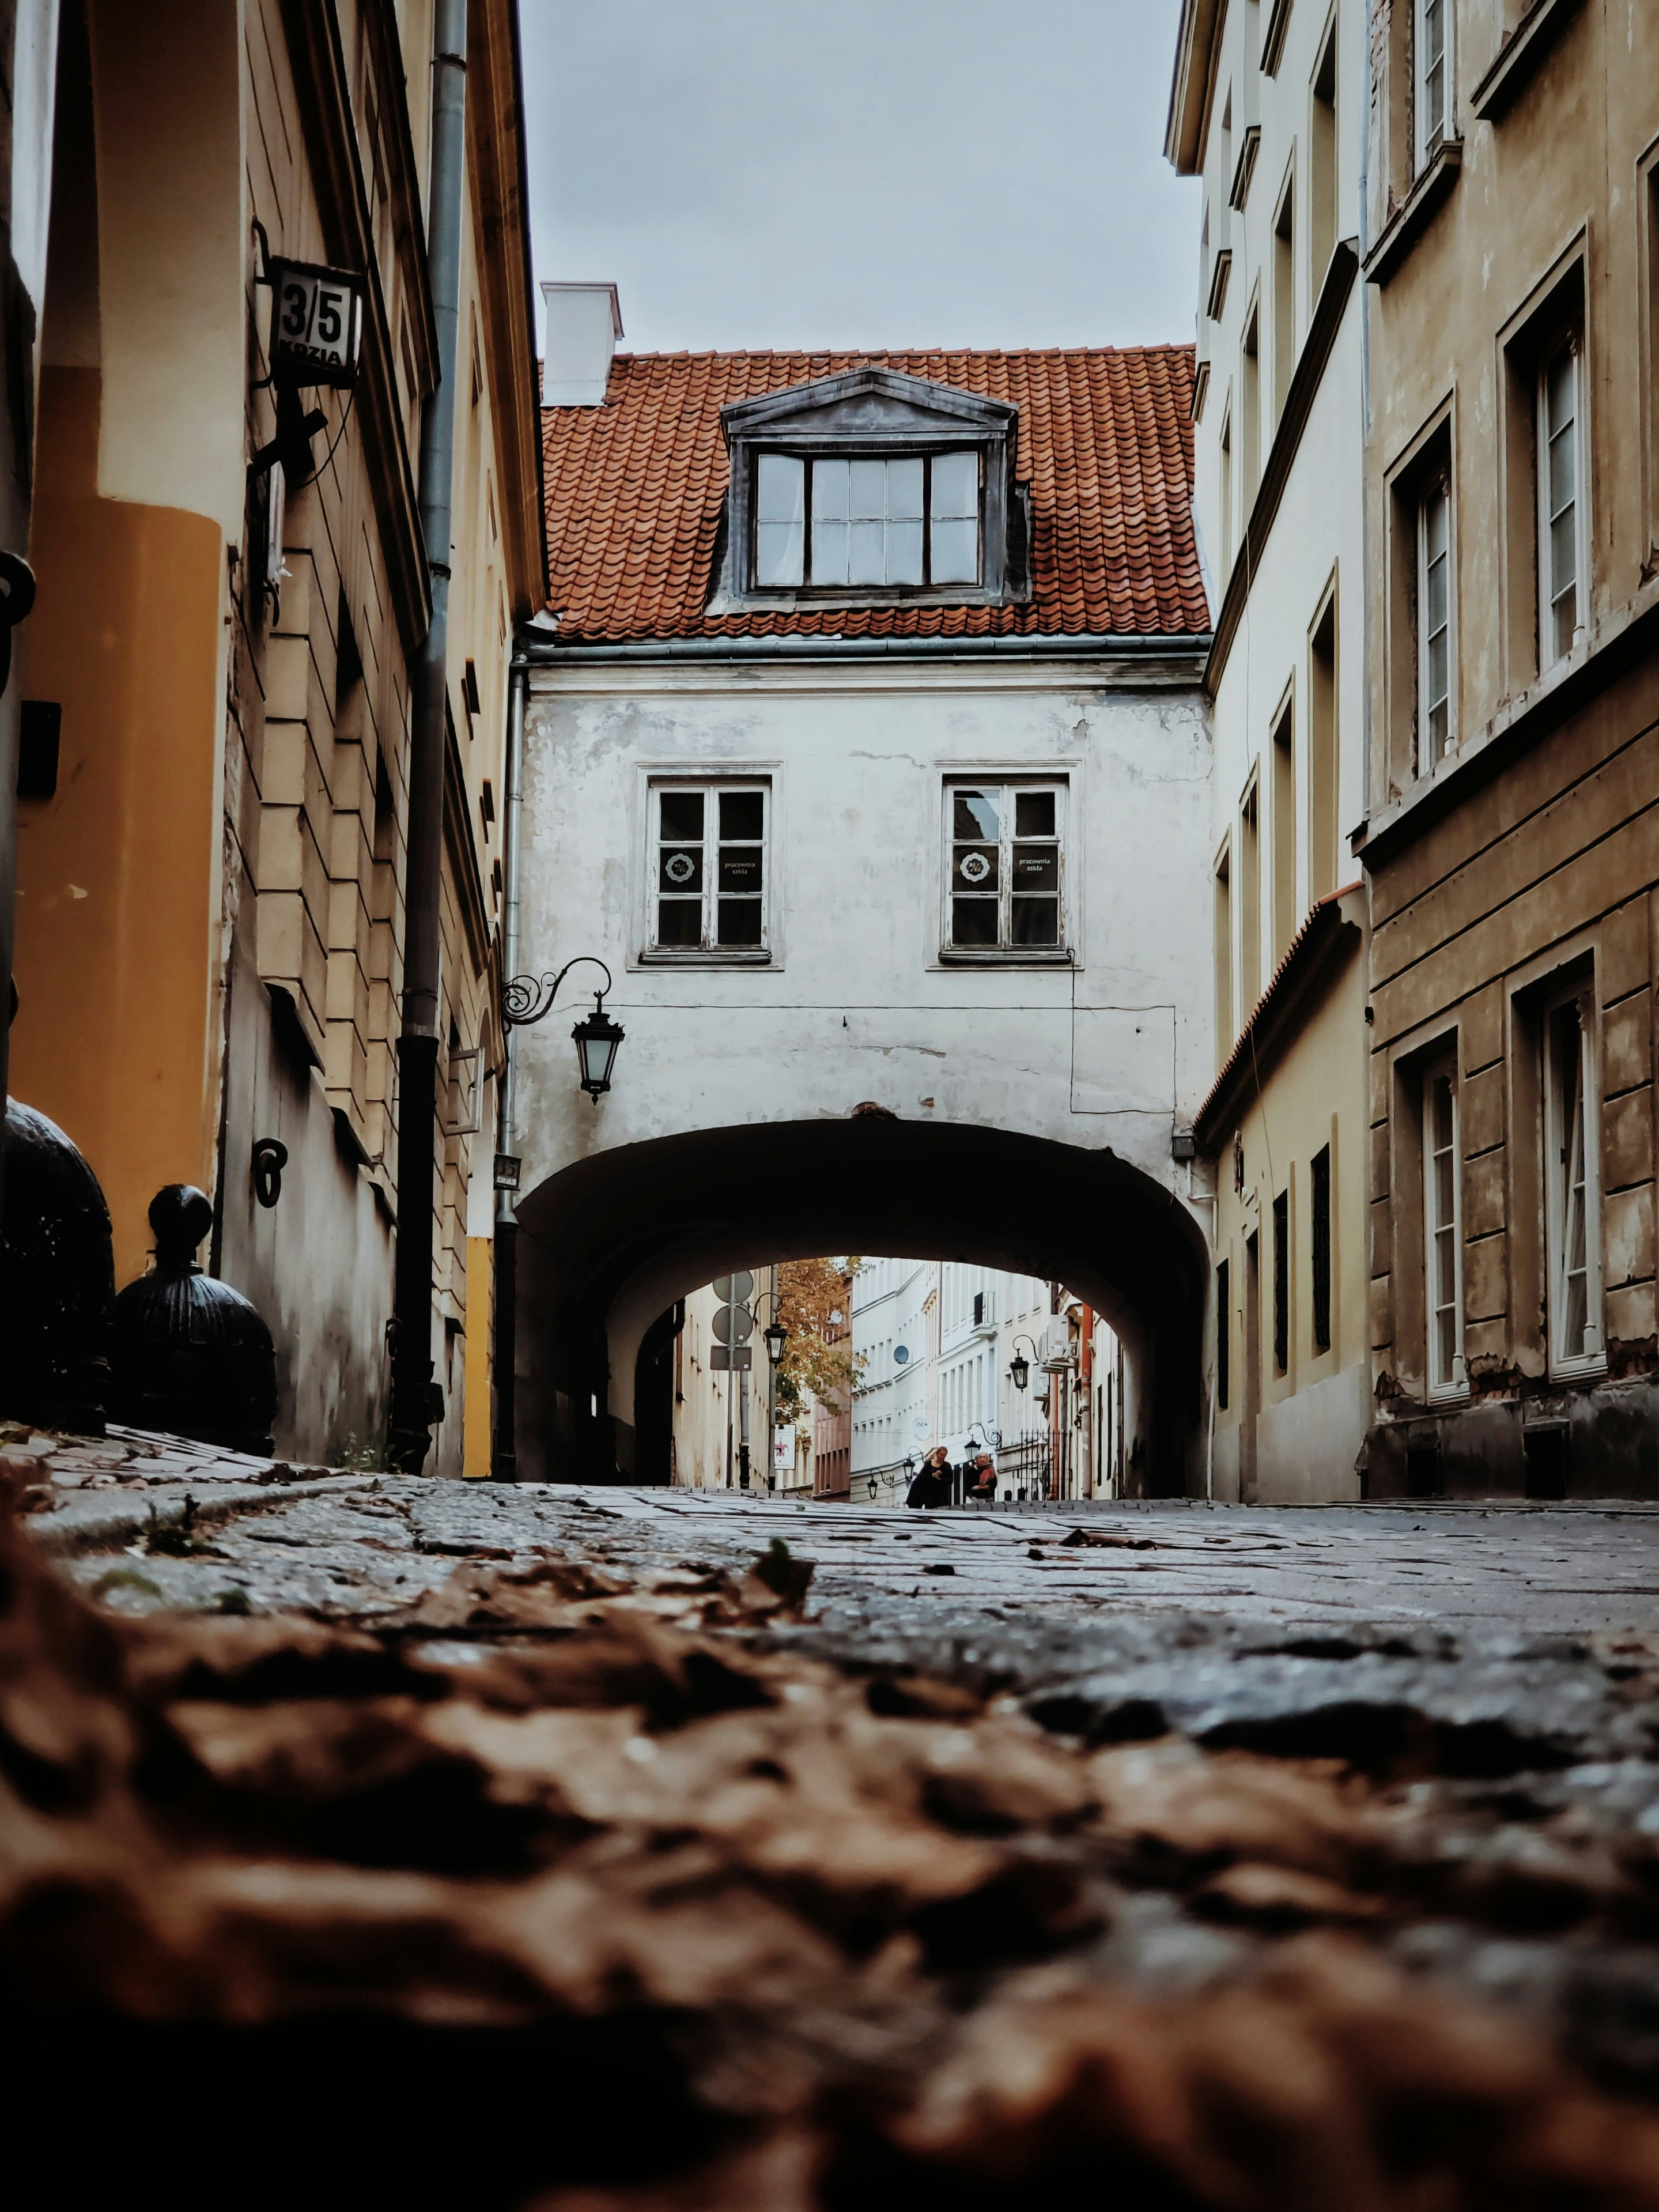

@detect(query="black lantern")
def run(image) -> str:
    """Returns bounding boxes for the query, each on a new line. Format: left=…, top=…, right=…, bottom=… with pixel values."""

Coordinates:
left=1008, top=1352, right=1030, bottom=1393
left=763, top=1319, right=787, bottom=1367
left=571, top=996, right=625, bottom=1100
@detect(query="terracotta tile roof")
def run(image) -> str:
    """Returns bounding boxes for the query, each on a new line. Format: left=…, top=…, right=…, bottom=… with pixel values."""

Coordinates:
left=540, top=347, right=1209, bottom=643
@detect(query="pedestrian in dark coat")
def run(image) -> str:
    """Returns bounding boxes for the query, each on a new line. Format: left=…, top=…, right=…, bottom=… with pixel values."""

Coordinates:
left=906, top=1444, right=953, bottom=1509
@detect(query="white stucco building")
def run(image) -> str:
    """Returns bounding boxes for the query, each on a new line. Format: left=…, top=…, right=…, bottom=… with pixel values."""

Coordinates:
left=504, top=299, right=1216, bottom=1489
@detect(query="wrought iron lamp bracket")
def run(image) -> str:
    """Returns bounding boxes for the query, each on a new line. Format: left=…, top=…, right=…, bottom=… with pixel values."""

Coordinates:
left=503, top=955, right=614, bottom=1029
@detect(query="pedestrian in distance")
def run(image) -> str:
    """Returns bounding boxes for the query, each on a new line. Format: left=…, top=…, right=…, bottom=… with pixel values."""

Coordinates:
left=968, top=1451, right=997, bottom=1504
left=906, top=1444, right=953, bottom=1509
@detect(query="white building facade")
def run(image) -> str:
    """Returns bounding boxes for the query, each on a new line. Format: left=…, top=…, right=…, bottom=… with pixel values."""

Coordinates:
left=506, top=322, right=1216, bottom=1489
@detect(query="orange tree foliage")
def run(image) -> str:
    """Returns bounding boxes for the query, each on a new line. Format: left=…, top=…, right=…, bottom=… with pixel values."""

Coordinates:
left=773, top=1257, right=862, bottom=1426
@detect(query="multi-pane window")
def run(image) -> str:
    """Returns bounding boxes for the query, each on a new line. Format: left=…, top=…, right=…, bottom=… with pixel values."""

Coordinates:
left=1545, top=986, right=1604, bottom=1371
left=1216, top=1258, right=1230, bottom=1410
left=1417, top=476, right=1453, bottom=768
left=1539, top=341, right=1584, bottom=666
left=1272, top=1189, right=1289, bottom=1375
left=944, top=781, right=1065, bottom=952
left=650, top=782, right=768, bottom=952
left=1416, top=0, right=1448, bottom=166
left=1423, top=1057, right=1464, bottom=1396
left=753, top=451, right=981, bottom=590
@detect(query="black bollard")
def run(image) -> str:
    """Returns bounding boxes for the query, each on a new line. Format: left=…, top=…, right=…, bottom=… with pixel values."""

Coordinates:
left=109, top=1185, right=278, bottom=1455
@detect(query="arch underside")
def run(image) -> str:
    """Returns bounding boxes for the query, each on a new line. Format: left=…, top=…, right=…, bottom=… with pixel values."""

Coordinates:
left=512, top=1117, right=1210, bottom=1496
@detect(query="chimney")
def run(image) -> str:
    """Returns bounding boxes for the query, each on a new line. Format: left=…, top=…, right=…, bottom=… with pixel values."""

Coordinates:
left=541, top=282, right=623, bottom=406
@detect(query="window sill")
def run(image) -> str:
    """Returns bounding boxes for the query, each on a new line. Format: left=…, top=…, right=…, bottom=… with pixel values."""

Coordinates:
left=1363, top=140, right=1463, bottom=289
left=1471, top=0, right=1586, bottom=122
left=1549, top=1354, right=1608, bottom=1387
left=935, top=947, right=1076, bottom=969
left=1354, top=569, right=1659, bottom=870
left=635, top=947, right=774, bottom=968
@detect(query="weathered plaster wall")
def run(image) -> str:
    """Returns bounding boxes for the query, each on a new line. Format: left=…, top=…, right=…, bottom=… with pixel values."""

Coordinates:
left=512, top=654, right=1216, bottom=1466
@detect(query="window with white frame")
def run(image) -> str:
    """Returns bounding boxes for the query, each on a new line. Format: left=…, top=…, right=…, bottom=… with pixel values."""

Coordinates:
left=649, top=780, right=769, bottom=953
left=1415, top=0, right=1449, bottom=168
left=1417, top=473, right=1453, bottom=769
left=1544, top=982, right=1604, bottom=1372
left=1422, top=1054, right=1466, bottom=1396
left=754, top=451, right=981, bottom=591
left=943, top=780, right=1066, bottom=953
left=1538, top=338, right=1586, bottom=667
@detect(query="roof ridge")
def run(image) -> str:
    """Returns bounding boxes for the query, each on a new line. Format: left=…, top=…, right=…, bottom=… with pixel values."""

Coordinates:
left=596, top=341, right=1197, bottom=367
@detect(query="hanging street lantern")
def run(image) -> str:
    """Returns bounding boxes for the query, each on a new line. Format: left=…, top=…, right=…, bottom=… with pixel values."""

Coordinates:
left=763, top=1319, right=787, bottom=1368
left=571, top=996, right=625, bottom=1101
left=1008, top=1351, right=1030, bottom=1392
left=504, top=956, right=625, bottom=1104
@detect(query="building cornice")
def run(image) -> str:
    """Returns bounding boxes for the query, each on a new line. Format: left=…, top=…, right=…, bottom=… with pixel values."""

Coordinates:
left=1193, top=885, right=1365, bottom=1149
left=1204, top=241, right=1359, bottom=695
left=1354, top=574, right=1659, bottom=873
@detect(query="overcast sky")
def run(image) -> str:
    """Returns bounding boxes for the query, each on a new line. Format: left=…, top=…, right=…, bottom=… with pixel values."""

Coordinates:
left=519, top=0, right=1200, bottom=357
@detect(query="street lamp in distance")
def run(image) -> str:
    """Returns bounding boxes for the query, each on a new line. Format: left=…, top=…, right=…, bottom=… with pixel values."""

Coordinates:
left=763, top=1319, right=787, bottom=1368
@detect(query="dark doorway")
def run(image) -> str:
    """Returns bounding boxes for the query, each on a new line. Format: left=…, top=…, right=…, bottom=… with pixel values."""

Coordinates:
left=632, top=1301, right=683, bottom=1485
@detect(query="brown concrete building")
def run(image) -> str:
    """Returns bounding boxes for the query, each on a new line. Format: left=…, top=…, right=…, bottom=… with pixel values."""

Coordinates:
left=1356, top=0, right=1659, bottom=1497
left=7, top=0, right=542, bottom=1471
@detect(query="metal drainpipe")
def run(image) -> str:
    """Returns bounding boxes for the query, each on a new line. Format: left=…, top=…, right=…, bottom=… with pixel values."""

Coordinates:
left=389, top=0, right=467, bottom=1474
left=491, top=651, right=528, bottom=1478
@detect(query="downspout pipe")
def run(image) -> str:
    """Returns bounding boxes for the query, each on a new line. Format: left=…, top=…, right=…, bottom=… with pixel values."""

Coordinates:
left=389, top=0, right=467, bottom=1474
left=491, top=651, right=528, bottom=1478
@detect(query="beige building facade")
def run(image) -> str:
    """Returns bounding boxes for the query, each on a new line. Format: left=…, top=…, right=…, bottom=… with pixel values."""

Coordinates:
left=9, top=0, right=541, bottom=1470
left=1356, top=0, right=1659, bottom=1497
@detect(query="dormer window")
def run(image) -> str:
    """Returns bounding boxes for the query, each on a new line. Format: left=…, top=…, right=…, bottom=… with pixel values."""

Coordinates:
left=715, top=366, right=1025, bottom=612
left=755, top=451, right=981, bottom=590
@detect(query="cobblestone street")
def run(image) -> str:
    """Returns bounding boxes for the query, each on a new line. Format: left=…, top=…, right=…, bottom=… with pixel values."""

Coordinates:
left=18, top=1428, right=1659, bottom=2207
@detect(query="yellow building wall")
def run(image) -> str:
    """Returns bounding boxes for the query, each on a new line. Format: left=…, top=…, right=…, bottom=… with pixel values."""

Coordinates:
left=14, top=366, right=222, bottom=1285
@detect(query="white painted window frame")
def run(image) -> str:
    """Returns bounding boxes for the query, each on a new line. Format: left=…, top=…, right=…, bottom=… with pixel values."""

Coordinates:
left=1543, top=978, right=1605, bottom=1377
left=644, top=775, right=772, bottom=962
left=939, top=776, right=1070, bottom=962
left=1422, top=1050, right=1467, bottom=1399
left=1416, top=470, right=1454, bottom=771
left=1537, top=333, right=1588, bottom=670
left=1414, top=0, right=1451, bottom=171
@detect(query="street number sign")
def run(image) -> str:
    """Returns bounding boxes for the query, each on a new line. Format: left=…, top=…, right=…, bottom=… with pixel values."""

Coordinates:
left=268, top=257, right=364, bottom=388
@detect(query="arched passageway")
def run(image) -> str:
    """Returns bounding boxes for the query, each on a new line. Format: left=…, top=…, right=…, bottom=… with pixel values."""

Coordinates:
left=512, top=1116, right=1209, bottom=1497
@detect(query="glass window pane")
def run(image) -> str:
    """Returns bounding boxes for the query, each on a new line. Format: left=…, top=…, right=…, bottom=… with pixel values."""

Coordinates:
left=1012, top=845, right=1059, bottom=895
left=1547, top=352, right=1575, bottom=441
left=953, top=844, right=999, bottom=892
left=656, top=899, right=701, bottom=947
left=887, top=519, right=923, bottom=584
left=1015, top=791, right=1056, bottom=839
left=813, top=459, right=849, bottom=521
left=849, top=460, right=886, bottom=519
left=718, top=847, right=764, bottom=895
left=659, top=847, right=703, bottom=894
left=1548, top=421, right=1576, bottom=521
left=887, top=457, right=924, bottom=519
left=755, top=520, right=803, bottom=587
left=659, top=791, right=704, bottom=841
left=717, top=899, right=763, bottom=946
left=1550, top=509, right=1577, bottom=597
left=953, top=788, right=999, bottom=840
left=931, top=451, right=978, bottom=520
left=929, top=517, right=978, bottom=584
left=1012, top=897, right=1060, bottom=945
left=848, top=519, right=885, bottom=585
left=811, top=518, right=848, bottom=586
left=719, top=791, right=764, bottom=840
left=757, top=453, right=804, bottom=522
left=951, top=899, right=998, bottom=946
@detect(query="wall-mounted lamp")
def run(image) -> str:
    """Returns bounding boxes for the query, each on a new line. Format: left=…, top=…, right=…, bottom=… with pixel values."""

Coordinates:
left=504, top=956, right=625, bottom=1104
left=1008, top=1334, right=1039, bottom=1394
left=763, top=1319, right=788, bottom=1368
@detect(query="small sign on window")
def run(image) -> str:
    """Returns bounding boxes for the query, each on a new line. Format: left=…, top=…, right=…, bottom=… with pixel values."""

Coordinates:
left=268, top=257, right=364, bottom=389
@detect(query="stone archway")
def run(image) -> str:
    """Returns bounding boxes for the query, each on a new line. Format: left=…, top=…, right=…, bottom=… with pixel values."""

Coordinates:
left=511, top=1115, right=1209, bottom=1497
